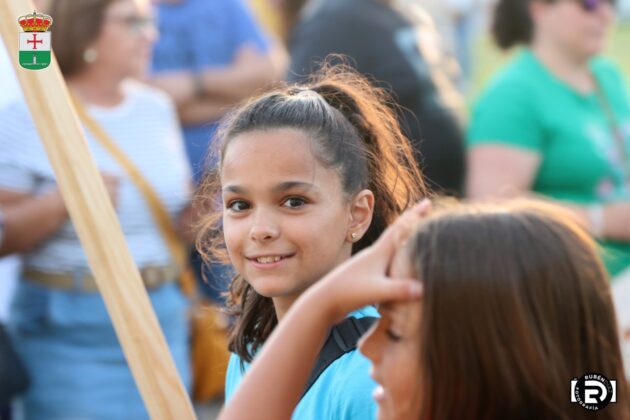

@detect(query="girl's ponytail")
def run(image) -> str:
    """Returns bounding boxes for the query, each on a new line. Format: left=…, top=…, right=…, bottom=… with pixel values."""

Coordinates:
left=311, top=66, right=426, bottom=251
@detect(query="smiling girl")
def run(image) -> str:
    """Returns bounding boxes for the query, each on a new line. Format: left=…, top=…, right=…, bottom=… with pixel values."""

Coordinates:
left=196, top=66, right=426, bottom=418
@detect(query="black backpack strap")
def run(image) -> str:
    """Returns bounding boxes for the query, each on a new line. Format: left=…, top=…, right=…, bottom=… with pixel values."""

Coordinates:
left=301, top=316, right=377, bottom=399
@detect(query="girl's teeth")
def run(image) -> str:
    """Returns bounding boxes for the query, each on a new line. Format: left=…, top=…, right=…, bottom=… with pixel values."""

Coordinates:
left=256, top=256, right=282, bottom=263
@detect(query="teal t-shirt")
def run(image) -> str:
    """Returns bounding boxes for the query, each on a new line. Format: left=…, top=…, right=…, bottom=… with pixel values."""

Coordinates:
left=224, top=307, right=379, bottom=420
left=468, top=50, right=630, bottom=278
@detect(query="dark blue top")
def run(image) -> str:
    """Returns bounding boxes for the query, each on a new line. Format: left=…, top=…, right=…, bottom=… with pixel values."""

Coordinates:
left=151, top=0, right=271, bottom=183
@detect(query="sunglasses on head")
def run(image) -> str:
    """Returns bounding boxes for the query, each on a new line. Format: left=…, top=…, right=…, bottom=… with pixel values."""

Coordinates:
left=579, top=0, right=615, bottom=12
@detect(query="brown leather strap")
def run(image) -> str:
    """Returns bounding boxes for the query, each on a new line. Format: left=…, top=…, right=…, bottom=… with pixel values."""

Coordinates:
left=23, top=265, right=179, bottom=292
left=71, top=95, right=196, bottom=296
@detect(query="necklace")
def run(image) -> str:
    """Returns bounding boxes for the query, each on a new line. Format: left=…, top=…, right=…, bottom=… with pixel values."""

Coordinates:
left=594, top=77, right=630, bottom=183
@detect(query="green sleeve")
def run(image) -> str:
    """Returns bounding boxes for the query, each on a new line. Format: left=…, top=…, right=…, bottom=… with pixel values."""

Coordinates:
left=467, top=74, right=544, bottom=152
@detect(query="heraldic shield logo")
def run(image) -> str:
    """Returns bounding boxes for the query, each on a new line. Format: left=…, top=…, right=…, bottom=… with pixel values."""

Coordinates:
left=18, top=11, right=53, bottom=70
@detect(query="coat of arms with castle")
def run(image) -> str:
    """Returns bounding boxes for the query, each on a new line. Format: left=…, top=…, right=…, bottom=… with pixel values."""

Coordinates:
left=18, top=11, right=53, bottom=70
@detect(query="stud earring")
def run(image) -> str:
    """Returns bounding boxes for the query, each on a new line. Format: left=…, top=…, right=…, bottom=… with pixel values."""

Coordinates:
left=351, top=232, right=358, bottom=241
left=83, top=48, right=98, bottom=64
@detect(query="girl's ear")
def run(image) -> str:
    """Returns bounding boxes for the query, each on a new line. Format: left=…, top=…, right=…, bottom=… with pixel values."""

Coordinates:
left=347, top=189, right=375, bottom=242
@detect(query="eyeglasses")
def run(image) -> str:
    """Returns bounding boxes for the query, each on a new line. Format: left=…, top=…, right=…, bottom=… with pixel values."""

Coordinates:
left=578, top=0, right=615, bottom=12
left=106, top=15, right=155, bottom=34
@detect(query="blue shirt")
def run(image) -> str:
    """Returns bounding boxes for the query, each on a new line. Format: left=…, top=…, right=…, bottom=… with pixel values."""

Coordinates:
left=151, top=0, right=271, bottom=183
left=225, top=307, right=379, bottom=420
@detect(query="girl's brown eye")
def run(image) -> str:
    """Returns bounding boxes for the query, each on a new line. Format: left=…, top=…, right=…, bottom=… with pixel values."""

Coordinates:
left=282, top=197, right=306, bottom=209
left=227, top=200, right=250, bottom=212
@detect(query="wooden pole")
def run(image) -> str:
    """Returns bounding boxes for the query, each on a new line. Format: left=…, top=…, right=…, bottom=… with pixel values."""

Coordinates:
left=0, top=1, right=196, bottom=418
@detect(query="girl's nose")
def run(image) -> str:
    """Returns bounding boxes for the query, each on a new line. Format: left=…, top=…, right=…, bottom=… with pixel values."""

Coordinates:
left=249, top=211, right=280, bottom=242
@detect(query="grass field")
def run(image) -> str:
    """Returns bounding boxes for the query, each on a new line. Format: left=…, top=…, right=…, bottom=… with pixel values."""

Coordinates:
left=470, top=22, right=630, bottom=100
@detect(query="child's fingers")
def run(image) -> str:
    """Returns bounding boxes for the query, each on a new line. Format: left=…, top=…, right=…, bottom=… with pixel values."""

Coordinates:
left=398, top=199, right=432, bottom=240
left=374, top=199, right=432, bottom=257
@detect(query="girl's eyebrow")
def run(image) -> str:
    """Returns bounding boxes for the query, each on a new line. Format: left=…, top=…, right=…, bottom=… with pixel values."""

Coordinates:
left=272, top=181, right=318, bottom=193
left=222, top=185, right=247, bottom=194
left=222, top=181, right=320, bottom=195
left=378, top=303, right=409, bottom=324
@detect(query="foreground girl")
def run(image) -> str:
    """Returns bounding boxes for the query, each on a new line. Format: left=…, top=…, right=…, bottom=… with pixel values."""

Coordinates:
left=219, top=199, right=629, bottom=420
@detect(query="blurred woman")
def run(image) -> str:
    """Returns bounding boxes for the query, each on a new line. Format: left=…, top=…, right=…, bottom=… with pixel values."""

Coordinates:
left=0, top=0, right=192, bottom=418
left=467, top=0, right=630, bottom=282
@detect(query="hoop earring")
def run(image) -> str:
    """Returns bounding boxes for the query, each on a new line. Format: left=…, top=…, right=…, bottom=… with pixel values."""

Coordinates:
left=83, top=48, right=98, bottom=64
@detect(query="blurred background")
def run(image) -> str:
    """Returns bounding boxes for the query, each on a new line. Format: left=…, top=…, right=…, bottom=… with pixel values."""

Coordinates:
left=0, top=0, right=629, bottom=419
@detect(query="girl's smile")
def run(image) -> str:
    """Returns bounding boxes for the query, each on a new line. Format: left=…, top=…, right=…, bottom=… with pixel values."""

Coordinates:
left=245, top=253, right=296, bottom=269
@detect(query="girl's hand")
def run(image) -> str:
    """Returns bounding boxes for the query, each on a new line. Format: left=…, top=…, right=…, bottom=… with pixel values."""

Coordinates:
left=306, top=199, right=432, bottom=324
left=100, top=172, right=120, bottom=208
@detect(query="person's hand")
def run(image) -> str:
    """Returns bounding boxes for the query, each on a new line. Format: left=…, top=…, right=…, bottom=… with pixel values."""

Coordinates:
left=603, top=202, right=630, bottom=240
left=306, top=199, right=432, bottom=324
left=233, top=43, right=266, bottom=65
left=147, top=72, right=196, bottom=105
left=176, top=203, right=196, bottom=245
left=101, top=172, right=120, bottom=208
left=232, top=43, right=280, bottom=79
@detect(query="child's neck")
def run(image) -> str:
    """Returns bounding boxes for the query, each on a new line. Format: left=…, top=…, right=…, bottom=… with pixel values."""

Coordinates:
left=272, top=296, right=299, bottom=322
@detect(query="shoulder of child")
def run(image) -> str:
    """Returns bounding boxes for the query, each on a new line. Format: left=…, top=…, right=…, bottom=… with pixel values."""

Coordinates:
left=297, top=346, right=377, bottom=420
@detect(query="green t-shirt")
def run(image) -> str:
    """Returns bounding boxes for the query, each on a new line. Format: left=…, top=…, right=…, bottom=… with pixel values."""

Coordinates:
left=468, top=49, right=630, bottom=278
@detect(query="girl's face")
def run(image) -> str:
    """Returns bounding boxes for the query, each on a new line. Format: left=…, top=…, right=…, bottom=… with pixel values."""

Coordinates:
left=359, top=246, right=423, bottom=420
left=534, top=0, right=614, bottom=59
left=221, top=128, right=372, bottom=317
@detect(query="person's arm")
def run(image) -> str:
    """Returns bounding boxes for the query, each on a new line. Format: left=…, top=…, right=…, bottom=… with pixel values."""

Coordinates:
left=466, top=144, right=540, bottom=199
left=149, top=44, right=287, bottom=124
left=467, top=145, right=630, bottom=240
left=196, top=43, right=287, bottom=103
left=218, top=201, right=429, bottom=420
left=0, top=174, right=119, bottom=255
left=176, top=195, right=207, bottom=246
left=177, top=97, right=235, bottom=126
left=0, top=189, right=68, bottom=255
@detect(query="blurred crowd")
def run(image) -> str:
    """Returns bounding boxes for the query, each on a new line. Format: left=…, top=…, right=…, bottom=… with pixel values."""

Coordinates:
left=0, top=0, right=628, bottom=419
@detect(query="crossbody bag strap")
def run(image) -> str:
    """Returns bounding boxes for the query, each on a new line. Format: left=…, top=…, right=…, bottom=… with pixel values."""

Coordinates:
left=301, top=316, right=377, bottom=400
left=71, top=96, right=195, bottom=296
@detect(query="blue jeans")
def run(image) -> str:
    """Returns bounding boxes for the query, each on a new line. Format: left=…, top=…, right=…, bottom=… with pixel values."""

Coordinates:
left=10, top=279, right=190, bottom=420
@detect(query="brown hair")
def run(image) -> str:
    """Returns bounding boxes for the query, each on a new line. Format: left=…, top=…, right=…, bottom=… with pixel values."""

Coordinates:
left=49, top=0, right=117, bottom=77
left=492, top=0, right=535, bottom=49
left=196, top=64, right=426, bottom=363
left=277, top=0, right=394, bottom=44
left=407, top=200, right=628, bottom=419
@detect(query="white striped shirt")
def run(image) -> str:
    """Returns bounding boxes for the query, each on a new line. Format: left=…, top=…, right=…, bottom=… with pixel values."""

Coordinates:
left=0, top=80, right=192, bottom=273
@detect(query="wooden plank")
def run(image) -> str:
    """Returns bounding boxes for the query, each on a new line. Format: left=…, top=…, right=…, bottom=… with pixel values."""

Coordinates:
left=0, top=1, right=195, bottom=418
